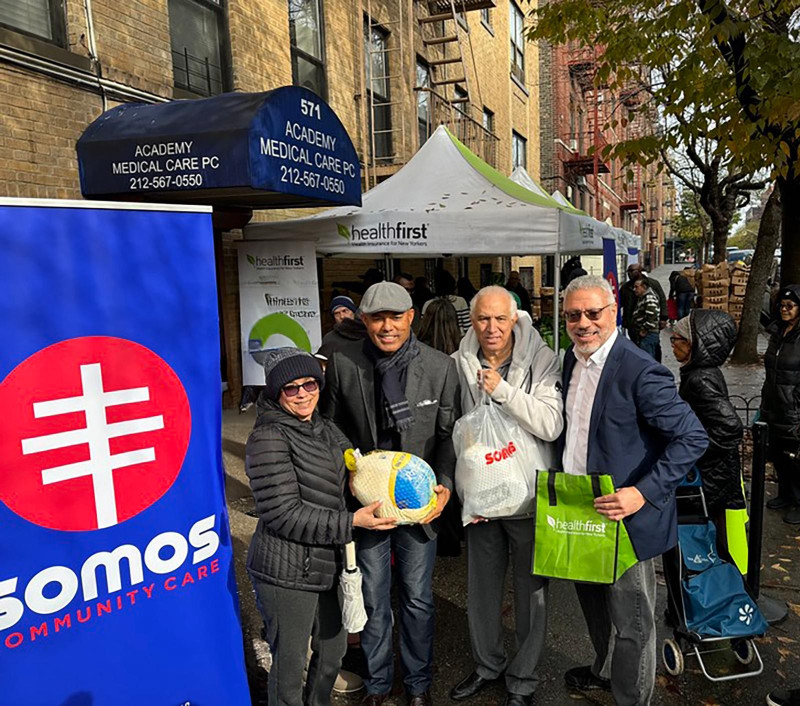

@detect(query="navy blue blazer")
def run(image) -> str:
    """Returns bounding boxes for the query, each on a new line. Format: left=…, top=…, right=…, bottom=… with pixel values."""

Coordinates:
left=558, top=334, right=708, bottom=561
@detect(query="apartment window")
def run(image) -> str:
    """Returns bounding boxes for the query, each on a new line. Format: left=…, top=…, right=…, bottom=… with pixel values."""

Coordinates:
left=169, top=0, right=228, bottom=96
left=364, top=18, right=392, bottom=160
left=481, top=8, right=492, bottom=29
left=416, top=59, right=431, bottom=148
left=509, top=1, right=525, bottom=85
left=512, top=131, right=527, bottom=169
left=0, top=0, right=65, bottom=44
left=289, top=0, right=326, bottom=99
left=482, top=107, right=494, bottom=134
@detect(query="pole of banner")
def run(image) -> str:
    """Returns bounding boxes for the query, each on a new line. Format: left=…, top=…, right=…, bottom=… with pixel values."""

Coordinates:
left=748, top=421, right=788, bottom=624
left=553, top=243, right=561, bottom=355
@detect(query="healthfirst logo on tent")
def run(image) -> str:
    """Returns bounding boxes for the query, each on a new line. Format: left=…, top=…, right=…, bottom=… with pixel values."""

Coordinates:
left=546, top=514, right=608, bottom=536
left=0, top=336, right=223, bottom=649
left=336, top=221, right=430, bottom=247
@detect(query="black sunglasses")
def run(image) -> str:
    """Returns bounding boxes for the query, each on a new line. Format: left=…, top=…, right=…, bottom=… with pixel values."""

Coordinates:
left=282, top=380, right=319, bottom=397
left=563, top=304, right=612, bottom=323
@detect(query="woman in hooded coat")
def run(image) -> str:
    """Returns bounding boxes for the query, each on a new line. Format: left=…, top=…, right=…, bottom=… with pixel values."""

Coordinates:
left=670, top=309, right=747, bottom=570
left=760, top=285, right=800, bottom=524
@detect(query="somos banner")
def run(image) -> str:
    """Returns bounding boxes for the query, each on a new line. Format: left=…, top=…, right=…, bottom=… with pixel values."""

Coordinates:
left=238, top=240, right=321, bottom=386
left=0, top=200, right=250, bottom=706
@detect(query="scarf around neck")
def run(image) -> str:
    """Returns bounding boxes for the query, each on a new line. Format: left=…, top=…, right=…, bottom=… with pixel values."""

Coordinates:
left=364, top=332, right=420, bottom=432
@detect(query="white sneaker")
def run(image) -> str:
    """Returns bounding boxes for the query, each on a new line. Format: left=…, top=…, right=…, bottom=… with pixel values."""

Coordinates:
left=333, top=669, right=364, bottom=694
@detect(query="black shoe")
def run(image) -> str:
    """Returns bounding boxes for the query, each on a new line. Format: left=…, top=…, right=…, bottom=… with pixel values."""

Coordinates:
left=450, top=672, right=501, bottom=701
left=564, top=665, right=611, bottom=693
left=767, top=497, right=793, bottom=510
left=361, top=694, right=390, bottom=706
left=503, top=694, right=534, bottom=706
left=408, top=691, right=432, bottom=706
left=767, top=687, right=800, bottom=706
left=784, top=507, right=800, bottom=525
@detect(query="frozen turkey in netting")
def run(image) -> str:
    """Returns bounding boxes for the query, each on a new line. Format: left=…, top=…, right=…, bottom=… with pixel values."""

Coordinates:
left=346, top=449, right=437, bottom=525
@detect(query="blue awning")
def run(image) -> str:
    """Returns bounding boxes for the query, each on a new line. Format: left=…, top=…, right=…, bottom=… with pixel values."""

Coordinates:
left=77, top=87, right=361, bottom=209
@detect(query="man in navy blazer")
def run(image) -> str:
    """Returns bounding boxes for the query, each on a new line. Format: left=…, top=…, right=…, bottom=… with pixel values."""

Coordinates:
left=558, top=275, right=708, bottom=706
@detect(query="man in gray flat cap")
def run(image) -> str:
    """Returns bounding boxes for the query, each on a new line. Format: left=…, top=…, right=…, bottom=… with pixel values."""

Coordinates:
left=321, top=281, right=461, bottom=706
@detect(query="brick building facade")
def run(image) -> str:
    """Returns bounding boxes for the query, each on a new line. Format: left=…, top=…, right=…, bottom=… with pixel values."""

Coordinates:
left=538, top=41, right=675, bottom=270
left=0, top=0, right=549, bottom=406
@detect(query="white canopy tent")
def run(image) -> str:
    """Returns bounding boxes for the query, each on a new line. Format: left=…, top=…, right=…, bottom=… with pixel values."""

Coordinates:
left=247, top=126, right=614, bottom=257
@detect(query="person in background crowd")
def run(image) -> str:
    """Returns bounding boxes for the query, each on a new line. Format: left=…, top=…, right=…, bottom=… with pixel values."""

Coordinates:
left=504, top=270, right=533, bottom=317
left=559, top=275, right=707, bottom=706
left=395, top=272, right=422, bottom=332
left=331, top=268, right=385, bottom=297
left=321, top=282, right=461, bottom=706
left=563, top=258, right=588, bottom=287
left=631, top=278, right=662, bottom=359
left=318, top=297, right=368, bottom=360
left=245, top=348, right=395, bottom=706
left=331, top=295, right=357, bottom=324
left=413, top=276, right=434, bottom=310
left=450, top=286, right=562, bottom=706
left=668, top=270, right=695, bottom=319
left=457, top=276, right=478, bottom=304
left=418, top=297, right=462, bottom=356
left=394, top=272, right=415, bottom=296
left=621, top=264, right=668, bottom=360
left=760, top=285, right=800, bottom=524
left=418, top=296, right=465, bottom=558
left=423, top=269, right=471, bottom=334
left=671, top=310, right=747, bottom=570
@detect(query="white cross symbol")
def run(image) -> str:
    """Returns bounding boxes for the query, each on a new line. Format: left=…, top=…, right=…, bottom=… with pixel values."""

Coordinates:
left=20, top=362, right=165, bottom=528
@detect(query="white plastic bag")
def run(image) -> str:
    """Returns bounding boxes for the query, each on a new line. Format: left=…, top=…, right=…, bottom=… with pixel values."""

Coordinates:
left=453, top=389, right=549, bottom=525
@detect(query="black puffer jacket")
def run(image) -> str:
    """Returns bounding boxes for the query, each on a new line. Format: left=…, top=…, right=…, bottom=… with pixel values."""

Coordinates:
left=679, top=309, right=745, bottom=512
left=245, top=396, right=353, bottom=592
left=761, top=284, right=800, bottom=440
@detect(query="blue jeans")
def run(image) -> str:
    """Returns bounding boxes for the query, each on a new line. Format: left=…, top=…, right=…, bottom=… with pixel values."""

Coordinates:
left=575, top=559, right=657, bottom=706
left=677, top=292, right=693, bottom=319
left=356, top=524, right=437, bottom=696
left=638, top=332, right=660, bottom=359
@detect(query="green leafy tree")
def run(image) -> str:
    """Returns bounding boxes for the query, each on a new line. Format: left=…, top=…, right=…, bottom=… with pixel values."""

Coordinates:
left=530, top=0, right=800, bottom=280
left=672, top=188, right=712, bottom=260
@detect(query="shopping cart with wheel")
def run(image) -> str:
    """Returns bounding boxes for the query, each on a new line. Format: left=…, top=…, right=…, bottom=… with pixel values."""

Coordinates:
left=661, top=467, right=767, bottom=681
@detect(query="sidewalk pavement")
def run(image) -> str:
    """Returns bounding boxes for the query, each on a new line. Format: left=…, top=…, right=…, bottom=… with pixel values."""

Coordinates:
left=226, top=268, right=799, bottom=705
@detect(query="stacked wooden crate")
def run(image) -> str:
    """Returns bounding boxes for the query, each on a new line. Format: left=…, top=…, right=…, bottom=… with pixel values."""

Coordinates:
left=727, top=263, right=750, bottom=324
left=698, top=262, right=730, bottom=311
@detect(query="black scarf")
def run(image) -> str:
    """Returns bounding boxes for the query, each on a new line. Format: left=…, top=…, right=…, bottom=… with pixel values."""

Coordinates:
left=364, top=332, right=420, bottom=432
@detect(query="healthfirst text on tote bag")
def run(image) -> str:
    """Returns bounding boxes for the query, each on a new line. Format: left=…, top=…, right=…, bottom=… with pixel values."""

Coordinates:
left=532, top=470, right=639, bottom=584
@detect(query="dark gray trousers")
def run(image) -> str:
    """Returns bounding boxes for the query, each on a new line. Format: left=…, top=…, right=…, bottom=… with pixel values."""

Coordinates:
left=466, top=517, right=548, bottom=696
left=251, top=577, right=347, bottom=706
left=574, top=558, right=657, bottom=706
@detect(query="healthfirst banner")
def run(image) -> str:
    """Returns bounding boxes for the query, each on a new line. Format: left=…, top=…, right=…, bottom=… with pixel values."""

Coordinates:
left=238, top=240, right=322, bottom=386
left=0, top=200, right=251, bottom=706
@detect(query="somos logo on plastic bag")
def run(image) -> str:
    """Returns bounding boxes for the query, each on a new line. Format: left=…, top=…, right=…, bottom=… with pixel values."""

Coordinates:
left=485, top=441, right=517, bottom=465
left=0, top=337, right=222, bottom=649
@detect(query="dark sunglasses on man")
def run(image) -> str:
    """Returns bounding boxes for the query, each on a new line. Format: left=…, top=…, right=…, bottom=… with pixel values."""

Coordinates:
left=282, top=380, right=319, bottom=397
left=563, top=303, right=612, bottom=323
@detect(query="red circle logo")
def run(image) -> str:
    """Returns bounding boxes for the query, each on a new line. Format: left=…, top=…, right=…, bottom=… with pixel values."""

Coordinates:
left=0, top=337, right=191, bottom=531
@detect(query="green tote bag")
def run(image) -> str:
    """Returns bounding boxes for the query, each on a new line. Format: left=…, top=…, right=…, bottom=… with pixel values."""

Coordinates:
left=532, top=470, right=639, bottom=583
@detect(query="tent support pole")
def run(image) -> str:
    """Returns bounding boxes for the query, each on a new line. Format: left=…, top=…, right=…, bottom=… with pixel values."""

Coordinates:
left=553, top=247, right=561, bottom=354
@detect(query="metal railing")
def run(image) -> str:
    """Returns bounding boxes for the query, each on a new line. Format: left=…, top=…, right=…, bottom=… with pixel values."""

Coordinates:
left=171, top=48, right=224, bottom=96
left=418, top=86, right=499, bottom=166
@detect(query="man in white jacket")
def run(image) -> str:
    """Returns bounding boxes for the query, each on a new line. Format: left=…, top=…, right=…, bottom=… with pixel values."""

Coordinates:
left=449, top=286, right=563, bottom=706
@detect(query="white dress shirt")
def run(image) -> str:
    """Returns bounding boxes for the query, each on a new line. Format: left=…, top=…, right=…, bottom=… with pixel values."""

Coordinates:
left=562, top=330, right=618, bottom=475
